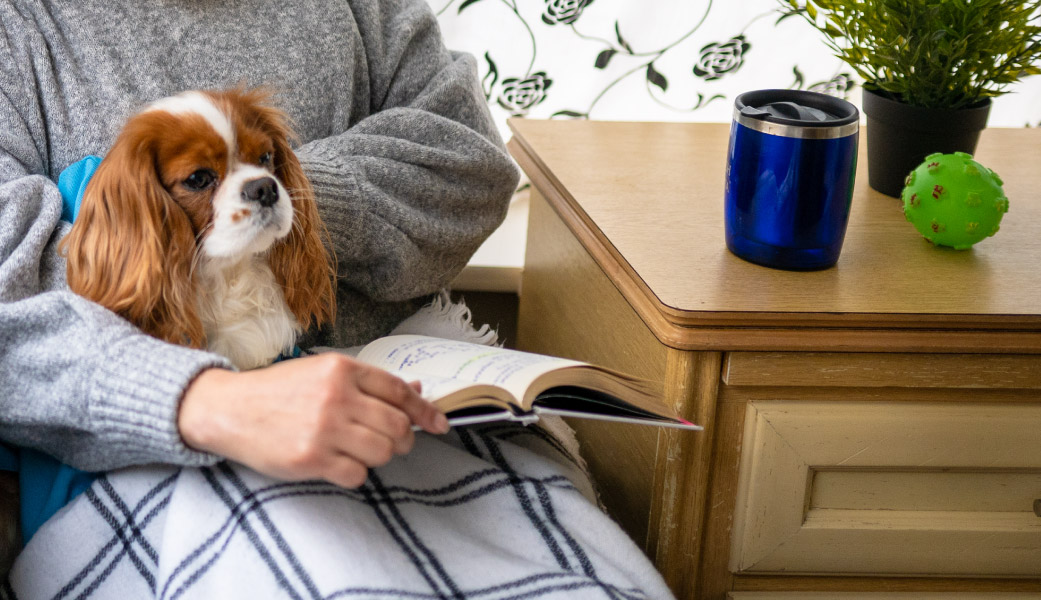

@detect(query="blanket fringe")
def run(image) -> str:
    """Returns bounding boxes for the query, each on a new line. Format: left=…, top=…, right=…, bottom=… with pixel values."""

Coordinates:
left=389, top=290, right=499, bottom=346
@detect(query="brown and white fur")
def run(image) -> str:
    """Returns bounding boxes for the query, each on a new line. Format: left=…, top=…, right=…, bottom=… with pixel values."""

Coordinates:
left=61, top=89, right=336, bottom=369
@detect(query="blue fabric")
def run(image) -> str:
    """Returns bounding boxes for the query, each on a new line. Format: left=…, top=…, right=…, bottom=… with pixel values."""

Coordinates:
left=0, top=444, right=96, bottom=548
left=57, top=155, right=102, bottom=223
left=18, top=450, right=97, bottom=545
left=5, top=157, right=105, bottom=545
left=0, top=445, right=18, bottom=472
left=273, top=346, right=303, bottom=362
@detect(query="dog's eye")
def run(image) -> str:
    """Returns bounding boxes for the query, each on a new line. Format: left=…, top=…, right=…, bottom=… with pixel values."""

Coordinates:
left=258, top=152, right=273, bottom=167
left=183, top=169, right=216, bottom=191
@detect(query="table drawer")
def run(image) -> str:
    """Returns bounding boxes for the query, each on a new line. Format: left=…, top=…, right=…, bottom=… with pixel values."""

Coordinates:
left=730, top=401, right=1041, bottom=577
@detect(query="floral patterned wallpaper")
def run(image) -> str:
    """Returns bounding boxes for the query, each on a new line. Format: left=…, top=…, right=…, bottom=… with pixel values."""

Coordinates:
left=429, top=0, right=1041, bottom=141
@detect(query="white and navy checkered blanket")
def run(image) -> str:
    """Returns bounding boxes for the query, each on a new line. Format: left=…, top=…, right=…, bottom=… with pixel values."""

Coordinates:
left=7, top=421, right=673, bottom=599
left=7, top=296, right=674, bottom=599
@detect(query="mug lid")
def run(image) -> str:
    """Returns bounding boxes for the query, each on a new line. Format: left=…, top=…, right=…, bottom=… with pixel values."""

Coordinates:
left=735, top=89, right=858, bottom=139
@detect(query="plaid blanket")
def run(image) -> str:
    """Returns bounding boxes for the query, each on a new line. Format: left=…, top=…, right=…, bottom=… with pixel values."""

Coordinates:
left=8, top=294, right=674, bottom=599
left=7, top=420, right=674, bottom=599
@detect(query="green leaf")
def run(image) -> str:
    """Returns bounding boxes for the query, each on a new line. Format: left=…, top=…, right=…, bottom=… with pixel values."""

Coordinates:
left=595, top=49, right=617, bottom=69
left=615, top=21, right=634, bottom=53
left=775, top=9, right=804, bottom=25
left=693, top=93, right=726, bottom=109
left=646, top=63, right=668, bottom=92
left=481, top=52, right=499, bottom=100
left=551, top=110, right=588, bottom=119
left=792, top=65, right=806, bottom=89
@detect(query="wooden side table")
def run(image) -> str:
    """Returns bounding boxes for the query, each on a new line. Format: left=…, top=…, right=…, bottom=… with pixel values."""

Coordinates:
left=507, top=119, right=1041, bottom=600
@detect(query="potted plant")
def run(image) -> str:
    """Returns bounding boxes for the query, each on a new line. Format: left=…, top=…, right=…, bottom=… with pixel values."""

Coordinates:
left=779, top=0, right=1041, bottom=196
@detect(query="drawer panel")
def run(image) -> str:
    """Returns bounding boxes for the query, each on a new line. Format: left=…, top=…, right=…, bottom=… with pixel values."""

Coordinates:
left=724, top=353, right=1041, bottom=389
left=730, top=401, right=1041, bottom=577
left=811, top=470, right=1041, bottom=513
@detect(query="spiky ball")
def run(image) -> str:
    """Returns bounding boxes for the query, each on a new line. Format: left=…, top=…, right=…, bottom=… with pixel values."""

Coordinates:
left=901, top=152, right=1009, bottom=250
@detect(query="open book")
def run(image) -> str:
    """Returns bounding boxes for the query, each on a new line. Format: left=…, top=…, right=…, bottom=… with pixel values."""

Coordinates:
left=356, top=335, right=701, bottom=431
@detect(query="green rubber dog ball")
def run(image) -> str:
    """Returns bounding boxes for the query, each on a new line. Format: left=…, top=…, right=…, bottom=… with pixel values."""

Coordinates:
left=900, top=152, right=1009, bottom=250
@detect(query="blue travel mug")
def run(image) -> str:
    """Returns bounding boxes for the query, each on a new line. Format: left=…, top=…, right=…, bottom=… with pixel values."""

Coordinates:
left=724, top=89, right=859, bottom=270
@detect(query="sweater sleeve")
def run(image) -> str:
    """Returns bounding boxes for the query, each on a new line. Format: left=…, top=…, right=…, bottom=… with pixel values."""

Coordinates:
left=298, top=0, right=520, bottom=303
left=0, top=38, right=229, bottom=472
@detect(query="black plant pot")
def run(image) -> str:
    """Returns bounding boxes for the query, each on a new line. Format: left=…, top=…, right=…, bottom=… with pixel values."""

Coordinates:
left=862, top=88, right=992, bottom=197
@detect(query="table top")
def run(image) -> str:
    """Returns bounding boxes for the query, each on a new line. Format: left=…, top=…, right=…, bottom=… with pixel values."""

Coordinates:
left=508, top=119, right=1041, bottom=352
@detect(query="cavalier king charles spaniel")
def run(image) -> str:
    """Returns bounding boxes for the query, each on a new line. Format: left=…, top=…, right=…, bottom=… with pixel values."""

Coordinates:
left=61, top=89, right=336, bottom=369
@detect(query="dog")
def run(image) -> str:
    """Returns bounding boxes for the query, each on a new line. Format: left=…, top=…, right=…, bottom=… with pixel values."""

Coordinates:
left=0, top=90, right=339, bottom=574
left=61, top=88, right=336, bottom=369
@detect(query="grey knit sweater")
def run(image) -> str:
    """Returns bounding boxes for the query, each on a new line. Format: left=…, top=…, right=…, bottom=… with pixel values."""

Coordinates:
left=0, top=0, right=518, bottom=470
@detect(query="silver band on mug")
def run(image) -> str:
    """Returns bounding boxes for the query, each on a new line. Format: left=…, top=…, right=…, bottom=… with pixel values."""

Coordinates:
left=734, top=107, right=860, bottom=140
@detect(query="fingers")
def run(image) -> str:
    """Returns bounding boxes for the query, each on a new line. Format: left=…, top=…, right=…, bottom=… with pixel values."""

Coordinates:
left=312, top=420, right=410, bottom=489
left=322, top=458, right=369, bottom=489
left=342, top=393, right=416, bottom=455
left=336, top=421, right=403, bottom=468
left=353, top=364, right=449, bottom=435
left=276, top=424, right=399, bottom=489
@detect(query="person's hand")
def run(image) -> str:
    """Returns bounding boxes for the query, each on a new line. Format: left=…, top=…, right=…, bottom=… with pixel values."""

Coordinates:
left=177, top=353, right=450, bottom=488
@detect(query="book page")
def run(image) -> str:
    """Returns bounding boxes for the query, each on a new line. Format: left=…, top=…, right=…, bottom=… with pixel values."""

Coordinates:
left=357, top=335, right=585, bottom=405
left=388, top=370, right=516, bottom=412
left=390, top=371, right=480, bottom=401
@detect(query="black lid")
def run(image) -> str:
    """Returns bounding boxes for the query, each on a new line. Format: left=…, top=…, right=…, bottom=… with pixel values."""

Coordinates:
left=735, top=89, right=858, bottom=127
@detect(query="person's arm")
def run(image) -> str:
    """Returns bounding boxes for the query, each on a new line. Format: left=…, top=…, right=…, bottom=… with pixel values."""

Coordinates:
left=299, top=0, right=520, bottom=303
left=0, top=185, right=232, bottom=472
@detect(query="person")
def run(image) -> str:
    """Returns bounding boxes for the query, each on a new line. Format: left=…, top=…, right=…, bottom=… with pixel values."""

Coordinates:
left=0, top=0, right=515, bottom=488
left=0, top=1, right=676, bottom=597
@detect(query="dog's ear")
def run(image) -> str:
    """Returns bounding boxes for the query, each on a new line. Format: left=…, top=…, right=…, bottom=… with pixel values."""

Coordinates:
left=60, top=113, right=205, bottom=348
left=249, top=95, right=337, bottom=332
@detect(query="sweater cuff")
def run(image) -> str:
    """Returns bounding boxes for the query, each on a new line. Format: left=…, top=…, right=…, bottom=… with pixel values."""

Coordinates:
left=87, top=332, right=233, bottom=468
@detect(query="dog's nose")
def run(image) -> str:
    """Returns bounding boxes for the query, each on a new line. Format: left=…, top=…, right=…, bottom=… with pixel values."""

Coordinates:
left=242, top=177, right=278, bottom=208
